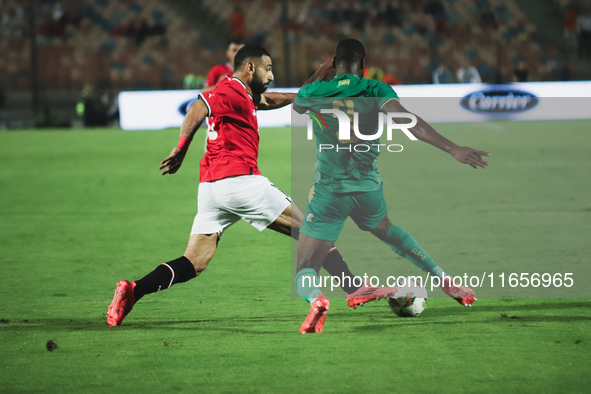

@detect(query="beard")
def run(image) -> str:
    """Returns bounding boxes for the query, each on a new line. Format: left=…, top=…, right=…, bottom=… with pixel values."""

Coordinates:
left=251, top=71, right=269, bottom=94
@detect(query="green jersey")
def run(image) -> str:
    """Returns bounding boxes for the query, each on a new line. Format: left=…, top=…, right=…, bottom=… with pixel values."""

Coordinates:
left=295, top=74, right=399, bottom=193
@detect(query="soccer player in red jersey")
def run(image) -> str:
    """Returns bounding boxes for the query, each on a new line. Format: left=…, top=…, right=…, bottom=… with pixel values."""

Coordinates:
left=107, top=45, right=390, bottom=327
left=202, top=39, right=244, bottom=92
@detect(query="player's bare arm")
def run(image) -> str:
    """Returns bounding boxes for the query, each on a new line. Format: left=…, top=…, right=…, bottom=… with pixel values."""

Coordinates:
left=381, top=99, right=491, bottom=169
left=256, top=92, right=296, bottom=110
left=293, top=55, right=336, bottom=114
left=302, top=54, right=336, bottom=86
left=159, top=99, right=209, bottom=175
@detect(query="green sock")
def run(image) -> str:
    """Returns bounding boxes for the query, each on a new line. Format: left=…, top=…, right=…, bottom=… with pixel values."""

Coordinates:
left=383, top=225, right=445, bottom=278
left=295, top=268, right=321, bottom=303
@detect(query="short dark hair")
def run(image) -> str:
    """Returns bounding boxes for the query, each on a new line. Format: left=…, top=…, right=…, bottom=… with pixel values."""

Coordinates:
left=233, top=44, right=270, bottom=69
left=335, top=38, right=366, bottom=65
left=228, top=37, right=245, bottom=47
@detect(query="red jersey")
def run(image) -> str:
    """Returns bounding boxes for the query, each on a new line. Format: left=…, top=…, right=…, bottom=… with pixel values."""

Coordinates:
left=204, top=63, right=234, bottom=88
left=198, top=77, right=261, bottom=182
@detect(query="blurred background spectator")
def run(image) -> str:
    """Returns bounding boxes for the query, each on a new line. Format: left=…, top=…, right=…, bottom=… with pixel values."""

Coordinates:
left=202, top=38, right=245, bottom=92
left=76, top=82, right=107, bottom=127
left=230, top=6, right=245, bottom=39
left=513, top=60, right=530, bottom=82
left=577, top=7, right=591, bottom=60
left=456, top=60, right=482, bottom=83
left=563, top=4, right=577, bottom=39
left=432, top=62, right=452, bottom=83
left=183, top=73, right=205, bottom=89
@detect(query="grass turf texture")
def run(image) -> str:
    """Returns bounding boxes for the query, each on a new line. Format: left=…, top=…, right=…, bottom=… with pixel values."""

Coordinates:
left=0, top=122, right=590, bottom=393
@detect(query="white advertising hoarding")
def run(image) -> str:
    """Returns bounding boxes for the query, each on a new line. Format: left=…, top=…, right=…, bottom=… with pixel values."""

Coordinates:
left=119, top=81, right=591, bottom=130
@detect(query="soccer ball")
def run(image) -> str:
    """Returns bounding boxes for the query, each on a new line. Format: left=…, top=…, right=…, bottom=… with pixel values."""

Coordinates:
left=388, top=277, right=428, bottom=317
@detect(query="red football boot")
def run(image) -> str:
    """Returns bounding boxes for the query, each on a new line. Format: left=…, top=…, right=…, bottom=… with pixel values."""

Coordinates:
left=107, top=280, right=136, bottom=327
left=347, top=284, right=398, bottom=309
left=300, top=295, right=330, bottom=334
left=441, top=277, right=476, bottom=307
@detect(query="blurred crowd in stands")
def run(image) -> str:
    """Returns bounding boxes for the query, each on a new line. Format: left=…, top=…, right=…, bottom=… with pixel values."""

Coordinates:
left=562, top=0, right=591, bottom=60
left=1, top=0, right=589, bottom=96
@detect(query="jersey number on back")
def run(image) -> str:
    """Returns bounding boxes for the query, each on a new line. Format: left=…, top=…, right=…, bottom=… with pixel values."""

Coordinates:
left=332, top=99, right=359, bottom=144
left=206, top=118, right=218, bottom=140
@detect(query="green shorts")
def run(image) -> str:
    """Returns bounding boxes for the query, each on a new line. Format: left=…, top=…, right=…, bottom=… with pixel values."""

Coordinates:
left=300, top=182, right=387, bottom=242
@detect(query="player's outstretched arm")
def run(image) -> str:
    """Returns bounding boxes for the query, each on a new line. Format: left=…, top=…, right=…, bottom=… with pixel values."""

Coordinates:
left=382, top=99, right=491, bottom=169
left=257, top=92, right=296, bottom=110
left=159, top=99, right=209, bottom=175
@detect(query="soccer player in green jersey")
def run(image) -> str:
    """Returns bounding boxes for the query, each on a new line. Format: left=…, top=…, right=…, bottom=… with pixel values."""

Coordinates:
left=293, top=38, right=491, bottom=334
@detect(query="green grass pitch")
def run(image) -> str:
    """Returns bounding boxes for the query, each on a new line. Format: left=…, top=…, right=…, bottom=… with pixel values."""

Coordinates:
left=1, top=121, right=590, bottom=393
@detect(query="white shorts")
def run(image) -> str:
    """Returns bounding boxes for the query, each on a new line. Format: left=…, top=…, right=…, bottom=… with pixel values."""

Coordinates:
left=191, top=175, right=292, bottom=236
